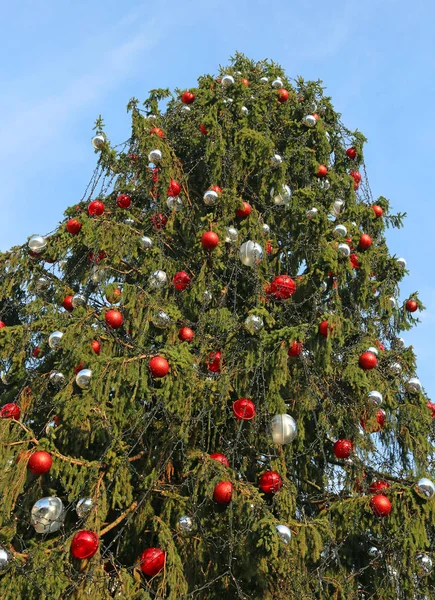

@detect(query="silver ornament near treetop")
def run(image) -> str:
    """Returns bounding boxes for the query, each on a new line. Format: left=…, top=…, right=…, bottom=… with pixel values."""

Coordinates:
left=141, top=236, right=153, bottom=250
left=276, top=524, right=291, bottom=544
left=152, top=310, right=171, bottom=328
left=244, top=314, right=264, bottom=334
left=389, top=297, right=397, bottom=309
left=333, top=225, right=347, bottom=237
left=92, top=134, right=106, bottom=149
left=390, top=362, right=402, bottom=374
left=28, top=235, right=47, bottom=254
left=166, top=196, right=182, bottom=211
left=271, top=184, right=291, bottom=206
left=148, top=149, right=162, bottom=163
left=395, top=337, right=405, bottom=349
left=260, top=76, right=269, bottom=83
left=271, top=78, right=283, bottom=88
left=271, top=154, right=282, bottom=167
left=76, top=369, right=92, bottom=389
left=407, top=377, right=422, bottom=393
left=48, top=331, right=63, bottom=349
left=178, top=515, right=194, bottom=532
left=271, top=414, right=297, bottom=444
left=50, top=371, right=65, bottom=386
left=368, top=391, right=383, bottom=405
left=367, top=346, right=379, bottom=356
left=76, top=497, right=94, bottom=519
left=0, top=548, right=10, bottom=573
left=71, top=293, right=86, bottom=309
left=304, top=115, right=317, bottom=127
left=397, top=257, right=407, bottom=269
left=148, top=270, right=167, bottom=289
left=225, top=227, right=239, bottom=243
left=239, top=241, right=263, bottom=267
left=31, top=496, right=65, bottom=534
left=338, top=243, right=350, bottom=257
left=416, top=554, right=433, bottom=576
left=203, top=190, right=219, bottom=206
left=416, top=478, right=435, bottom=499
left=221, top=74, right=235, bottom=87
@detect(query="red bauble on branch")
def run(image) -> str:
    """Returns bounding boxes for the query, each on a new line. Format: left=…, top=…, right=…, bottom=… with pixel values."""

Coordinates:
left=334, top=439, right=353, bottom=459
left=359, top=351, right=377, bottom=370
left=0, top=321, right=5, bottom=328
left=372, top=205, right=383, bottom=218
left=178, top=327, right=194, bottom=342
left=210, top=453, right=229, bottom=466
left=213, top=481, right=233, bottom=505
left=359, top=234, right=372, bottom=250
left=232, top=398, right=256, bottom=420
left=66, top=219, right=82, bottom=235
left=201, top=231, right=219, bottom=250
left=173, top=271, right=191, bottom=291
left=151, top=213, right=167, bottom=230
left=149, top=356, right=169, bottom=378
left=181, top=91, right=195, bottom=104
left=199, top=124, right=208, bottom=135
left=370, top=494, right=391, bottom=517
left=27, top=451, right=52, bottom=475
left=71, top=530, right=99, bottom=559
left=206, top=351, right=222, bottom=372
left=235, top=201, right=251, bottom=218
left=319, top=320, right=330, bottom=338
left=361, top=408, right=386, bottom=433
left=346, top=147, right=357, bottom=159
left=168, top=180, right=181, bottom=197
left=277, top=88, right=289, bottom=103
left=116, top=193, right=131, bottom=209
left=268, top=275, right=296, bottom=299
left=1, top=403, right=21, bottom=419
left=316, top=165, right=328, bottom=178
left=150, top=127, right=164, bottom=138
left=140, top=547, right=166, bottom=577
left=350, top=171, right=361, bottom=183
left=241, top=78, right=249, bottom=86
left=106, top=288, right=122, bottom=304
left=349, top=253, right=360, bottom=269
left=288, top=341, right=302, bottom=357
left=91, top=340, right=101, bottom=355
left=62, top=295, right=74, bottom=312
left=259, top=471, right=283, bottom=494
left=406, top=299, right=418, bottom=313
left=88, top=200, right=105, bottom=216
left=369, top=480, right=390, bottom=494
left=105, top=309, right=123, bottom=329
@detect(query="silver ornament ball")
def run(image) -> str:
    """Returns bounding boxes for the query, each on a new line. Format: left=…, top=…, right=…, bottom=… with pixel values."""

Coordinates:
left=221, top=74, right=234, bottom=87
left=225, top=227, right=239, bottom=243
left=407, top=377, right=422, bottom=393
left=304, top=115, right=317, bottom=128
left=124, top=217, right=135, bottom=226
left=166, top=196, right=183, bottom=211
left=262, top=223, right=270, bottom=236
left=152, top=310, right=171, bottom=328
left=244, top=314, right=264, bottom=334
left=338, top=243, right=351, bottom=257
left=306, top=207, right=318, bottom=219
left=271, top=184, right=291, bottom=206
left=141, top=236, right=153, bottom=250
left=148, top=149, right=162, bottom=163
left=271, top=154, right=282, bottom=167
left=48, top=331, right=63, bottom=349
left=389, top=297, right=397, bottom=309
left=395, top=337, right=405, bottom=349
left=50, top=371, right=65, bottom=386
left=416, top=478, right=435, bottom=499
left=0, top=548, right=10, bottom=573
left=36, top=277, right=50, bottom=290
left=397, top=257, right=407, bottom=269
left=271, top=78, right=283, bottom=89
left=271, top=414, right=297, bottom=444
left=76, top=497, right=94, bottom=519
left=76, top=369, right=92, bottom=389
left=416, top=554, right=433, bottom=576
left=92, top=134, right=105, bottom=150
left=368, top=546, right=381, bottom=559
left=321, top=178, right=331, bottom=191
left=28, top=235, right=47, bottom=254
left=148, top=270, right=167, bottom=290
left=390, top=362, right=402, bottom=375
left=367, top=346, right=379, bottom=356
left=178, top=515, right=194, bottom=532
left=276, top=524, right=291, bottom=544
left=31, top=496, right=65, bottom=534
left=72, top=293, right=86, bottom=309
left=333, top=225, right=347, bottom=237
left=332, top=199, right=345, bottom=216
left=260, top=76, right=269, bottom=83
left=241, top=105, right=249, bottom=116
left=203, top=190, right=219, bottom=206
left=239, top=241, right=263, bottom=267
left=203, top=290, right=213, bottom=303
left=368, top=391, right=383, bottom=405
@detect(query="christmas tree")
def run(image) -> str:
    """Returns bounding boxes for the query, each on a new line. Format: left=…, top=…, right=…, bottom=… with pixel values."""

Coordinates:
left=0, top=53, right=434, bottom=599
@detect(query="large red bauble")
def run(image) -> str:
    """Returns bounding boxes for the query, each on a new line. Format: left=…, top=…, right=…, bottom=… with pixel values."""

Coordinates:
left=232, top=398, right=256, bottom=420
left=210, top=453, right=229, bottom=467
left=288, top=341, right=302, bottom=357
left=206, top=351, right=222, bottom=373
left=140, top=547, right=166, bottom=576
left=63, top=295, right=74, bottom=312
left=346, top=147, right=357, bottom=160
left=199, top=124, right=208, bottom=135
left=178, top=327, right=194, bottom=342
left=91, top=340, right=101, bottom=355
left=359, top=234, right=372, bottom=250
left=201, top=232, right=219, bottom=250
left=428, top=401, right=435, bottom=419
left=0, top=403, right=21, bottom=419
left=241, top=78, right=249, bottom=87
left=0, top=321, right=5, bottom=328
left=28, top=451, right=52, bottom=475
left=116, top=193, right=131, bottom=209
left=235, top=201, right=251, bottom=218
left=316, top=164, right=328, bottom=178
left=259, top=471, right=283, bottom=494
left=150, top=127, right=164, bottom=138
left=319, top=320, right=329, bottom=338
left=168, top=180, right=181, bottom=197
left=173, top=271, right=191, bottom=291
left=268, top=275, right=296, bottom=299
left=71, top=530, right=99, bottom=559
left=349, top=253, right=360, bottom=269
left=213, top=481, right=233, bottom=505
left=369, top=480, right=390, bottom=494
left=359, top=351, right=377, bottom=370
left=370, top=494, right=391, bottom=517
left=372, top=205, right=383, bottom=218
left=334, top=439, right=353, bottom=459
left=32, top=347, right=42, bottom=358
left=350, top=171, right=362, bottom=183
left=181, top=91, right=195, bottom=104
left=105, top=309, right=123, bottom=329
left=66, top=218, right=82, bottom=235
left=151, top=213, right=167, bottom=230
left=406, top=299, right=418, bottom=313
left=149, top=356, right=169, bottom=378
left=88, top=200, right=105, bottom=216
left=277, top=88, right=289, bottom=103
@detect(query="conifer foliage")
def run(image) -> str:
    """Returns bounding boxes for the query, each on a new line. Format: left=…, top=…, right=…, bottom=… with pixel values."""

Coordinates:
left=0, top=53, right=434, bottom=599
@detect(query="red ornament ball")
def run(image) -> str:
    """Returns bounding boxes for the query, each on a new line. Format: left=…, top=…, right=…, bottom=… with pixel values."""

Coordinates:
left=173, top=271, right=191, bottom=291
left=277, top=88, right=289, bottom=103
left=91, top=340, right=101, bottom=355
left=32, top=347, right=42, bottom=358
left=62, top=295, right=74, bottom=312
left=210, top=185, right=222, bottom=194
left=0, top=321, right=5, bottom=329
left=210, top=453, right=229, bottom=467
left=88, top=251, right=106, bottom=263
left=28, top=451, right=52, bottom=476
left=150, top=127, right=164, bottom=138
left=0, top=403, right=21, bottom=419
left=369, top=480, right=390, bottom=494
left=232, top=398, right=256, bottom=420
left=140, top=547, right=166, bottom=577
left=268, top=275, right=296, bottom=300
left=213, top=481, right=233, bottom=505
left=151, top=213, right=167, bottom=230
left=199, top=124, right=208, bottom=135
left=235, top=201, right=251, bottom=218
left=66, top=218, right=82, bottom=235
left=316, top=164, right=328, bottom=178
left=88, top=200, right=105, bottom=216
left=178, top=327, right=194, bottom=342
left=346, top=147, right=357, bottom=160
left=359, top=351, right=377, bottom=370
left=206, top=351, right=222, bottom=373
left=259, top=470, right=283, bottom=494
left=349, top=253, right=360, bottom=269
left=116, top=193, right=131, bottom=209
left=74, top=362, right=86, bottom=375
left=181, top=91, right=195, bottom=104
left=359, top=234, right=372, bottom=250
left=350, top=171, right=362, bottom=183
left=372, top=205, right=383, bottom=218
left=241, top=78, right=249, bottom=87
left=406, top=299, right=418, bottom=313
left=71, top=530, right=99, bottom=559
left=334, top=439, right=353, bottom=459
left=106, top=288, right=122, bottom=304
left=168, top=180, right=181, bottom=197
left=319, top=320, right=329, bottom=338
left=149, top=356, right=169, bottom=378
left=105, top=309, right=123, bottom=329
left=361, top=408, right=386, bottom=433
left=370, top=494, right=392, bottom=517
left=201, top=231, right=219, bottom=250
left=288, top=341, right=302, bottom=357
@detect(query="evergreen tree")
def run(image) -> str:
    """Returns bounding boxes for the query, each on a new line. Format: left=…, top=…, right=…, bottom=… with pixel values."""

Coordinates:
left=0, top=53, right=434, bottom=599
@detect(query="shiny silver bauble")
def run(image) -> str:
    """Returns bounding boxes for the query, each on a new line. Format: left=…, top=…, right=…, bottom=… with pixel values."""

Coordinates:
left=397, top=257, right=407, bottom=269
left=407, top=377, right=422, bottom=393
left=50, top=371, right=65, bottom=386
left=0, top=548, right=10, bottom=573
left=244, top=314, right=264, bottom=334
left=76, top=369, right=92, bottom=389
left=141, top=236, right=153, bottom=250
left=166, top=196, right=183, bottom=211
left=416, top=554, right=433, bottom=576
left=178, top=515, right=194, bottom=532
left=92, top=134, right=106, bottom=149
left=271, top=78, right=283, bottom=89
left=239, top=241, right=263, bottom=267
left=48, top=331, right=63, bottom=349
left=148, top=149, right=162, bottom=163
left=31, top=496, right=65, bottom=534
left=338, top=243, right=350, bottom=257
left=390, top=362, right=402, bottom=375
left=368, top=391, right=383, bottom=405
left=148, top=270, right=167, bottom=290
left=332, top=199, right=345, bottom=216
left=35, top=277, right=50, bottom=290
left=389, top=297, right=397, bottom=309
left=76, top=497, right=94, bottom=519
left=367, top=346, right=379, bottom=356
left=270, top=154, right=282, bottom=167
left=203, top=190, right=219, bottom=206
left=225, top=227, right=239, bottom=243
left=152, top=310, right=171, bottom=328
left=333, top=224, right=347, bottom=237
left=71, top=293, right=86, bottom=309
left=304, top=115, right=317, bottom=127
left=416, top=478, right=435, bottom=499
left=306, top=207, right=318, bottom=219
left=271, top=414, right=297, bottom=444
left=28, top=235, right=47, bottom=253
left=262, top=223, right=270, bottom=236
left=241, top=105, right=249, bottom=116
left=271, top=184, right=291, bottom=206
left=221, top=74, right=235, bottom=87
left=276, top=524, right=291, bottom=544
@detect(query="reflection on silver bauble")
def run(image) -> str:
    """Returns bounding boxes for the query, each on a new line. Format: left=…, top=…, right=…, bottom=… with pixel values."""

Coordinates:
left=181, top=105, right=191, bottom=112
left=321, top=179, right=331, bottom=191
left=395, top=337, right=405, bottom=349
left=407, top=377, right=422, bottom=393
left=368, top=391, right=383, bottom=405
left=389, top=297, right=397, bottom=309
left=0, top=370, right=10, bottom=385
left=203, top=190, right=219, bottom=206
left=271, top=184, right=291, bottom=206
left=48, top=331, right=63, bottom=349
left=332, top=199, right=345, bottom=216
left=239, top=241, right=263, bottom=267
left=152, top=310, right=171, bottom=328
left=50, top=371, right=65, bottom=386
left=416, top=554, right=433, bottom=576
left=320, top=281, right=328, bottom=292
left=367, top=346, right=379, bottom=356
left=368, top=546, right=381, bottom=559
left=306, top=207, right=318, bottom=219
left=72, top=293, right=86, bottom=309
left=244, top=314, right=264, bottom=334
left=28, top=235, right=47, bottom=253
left=178, top=515, right=194, bottom=532
left=276, top=524, right=291, bottom=544
left=148, top=270, right=167, bottom=289
left=397, top=257, right=407, bottom=269
left=304, top=115, right=317, bottom=127
left=141, top=236, right=153, bottom=250
left=92, top=134, right=105, bottom=149
left=76, top=369, right=92, bottom=389
left=31, top=496, right=65, bottom=534
left=225, top=227, right=239, bottom=243
left=338, top=243, right=350, bottom=257
left=221, top=74, right=235, bottom=87
left=271, top=154, right=282, bottom=167
left=89, top=266, right=104, bottom=285
left=271, top=414, right=297, bottom=444
left=333, top=225, right=347, bottom=237
left=203, top=290, right=213, bottom=303
left=124, top=218, right=135, bottom=226
left=271, top=78, right=283, bottom=89
left=241, top=106, right=249, bottom=116
left=76, top=497, right=94, bottom=519
left=148, top=149, right=162, bottom=163
left=223, top=98, right=233, bottom=104
left=166, top=196, right=183, bottom=211
left=262, top=223, right=270, bottom=236
left=36, top=277, right=50, bottom=290
left=0, top=548, right=10, bottom=573
left=416, top=478, right=435, bottom=499
left=390, top=362, right=402, bottom=375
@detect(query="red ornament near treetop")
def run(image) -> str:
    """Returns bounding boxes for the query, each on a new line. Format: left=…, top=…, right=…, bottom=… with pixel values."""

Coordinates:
left=350, top=171, right=362, bottom=183
left=116, top=193, right=131, bottom=209
left=334, top=439, right=353, bottom=459
left=277, top=88, right=289, bottom=103
left=62, top=295, right=74, bottom=312
left=27, top=451, right=52, bottom=476
left=370, top=494, right=391, bottom=517
left=88, top=200, right=105, bottom=216
left=181, top=91, right=195, bottom=104
left=210, top=453, right=229, bottom=467
left=316, top=165, right=328, bottom=178
left=66, top=219, right=82, bottom=235
left=232, top=398, right=256, bottom=420
left=235, top=201, right=251, bottom=218
left=372, top=205, right=383, bottom=218
left=105, top=309, right=123, bottom=329
left=213, top=481, right=233, bottom=505
left=268, top=275, right=296, bottom=299
left=359, top=234, right=372, bottom=250
left=359, top=351, right=377, bottom=370
left=0, top=403, right=21, bottom=420
left=149, top=356, right=169, bottom=378
left=140, top=547, right=166, bottom=577
left=201, top=231, right=219, bottom=250
left=168, top=180, right=181, bottom=197
left=288, top=341, right=302, bottom=357
left=259, top=471, right=283, bottom=494
left=150, top=127, right=164, bottom=138
left=173, top=271, right=191, bottom=291
left=346, top=147, right=357, bottom=159
left=178, top=327, right=194, bottom=342
left=406, top=299, right=418, bottom=313
left=71, top=530, right=99, bottom=559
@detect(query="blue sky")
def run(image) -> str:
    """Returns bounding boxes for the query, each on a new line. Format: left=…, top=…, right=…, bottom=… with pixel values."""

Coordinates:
left=2, top=0, right=434, bottom=396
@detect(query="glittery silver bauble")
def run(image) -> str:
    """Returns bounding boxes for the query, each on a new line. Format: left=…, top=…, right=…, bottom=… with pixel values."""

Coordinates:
left=262, top=223, right=270, bottom=236
left=239, top=241, right=263, bottom=267
left=368, top=546, right=381, bottom=559
left=166, top=196, right=183, bottom=211
left=203, top=290, right=213, bottom=303
left=76, top=369, right=92, bottom=389
left=304, top=115, right=317, bottom=127
left=407, top=377, right=422, bottom=393
left=276, top=524, right=291, bottom=544
left=241, top=105, right=249, bottom=116
left=36, top=277, right=50, bottom=290
left=389, top=297, right=397, bottom=309
left=225, top=226, right=239, bottom=243
left=416, top=478, right=435, bottom=499
left=141, top=236, right=153, bottom=250
left=338, top=243, right=351, bottom=257
left=416, top=554, right=433, bottom=576
left=321, top=179, right=331, bottom=190
left=260, top=76, right=269, bottom=83
left=0, top=548, right=10, bottom=573
left=178, top=515, right=194, bottom=532
left=89, top=265, right=104, bottom=285
left=28, top=235, right=47, bottom=253
left=31, top=496, right=65, bottom=534
left=306, top=207, right=318, bottom=219
left=367, top=346, right=379, bottom=356
left=92, top=134, right=105, bottom=149
left=124, top=218, right=135, bottom=226
left=397, top=257, right=407, bottom=269
left=223, top=98, right=233, bottom=104
left=146, top=114, right=156, bottom=120
left=0, top=371, right=10, bottom=385
left=368, top=391, right=383, bottom=405
left=203, top=190, right=219, bottom=206
left=332, top=199, right=345, bottom=216
left=244, top=314, right=264, bottom=334
left=148, top=149, right=162, bottom=163
left=271, top=414, right=297, bottom=444
left=271, top=154, right=282, bottom=167
left=395, top=337, right=405, bottom=348
left=390, top=362, right=402, bottom=375
left=181, top=105, right=191, bottom=112
left=48, top=331, right=63, bottom=349
left=72, top=293, right=86, bottom=309
left=221, top=74, right=235, bottom=87
left=320, top=281, right=328, bottom=292
left=271, top=78, right=283, bottom=88
left=148, top=270, right=167, bottom=290
left=271, top=184, right=291, bottom=206
left=76, top=497, right=94, bottom=518
left=50, top=371, right=65, bottom=386
left=152, top=310, right=171, bottom=328
left=333, top=224, right=347, bottom=237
